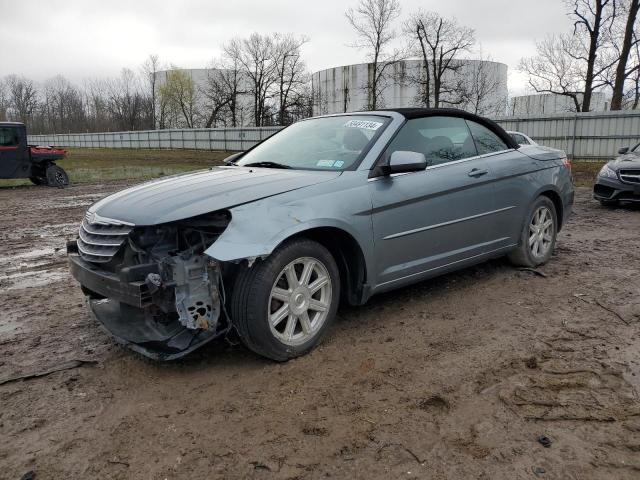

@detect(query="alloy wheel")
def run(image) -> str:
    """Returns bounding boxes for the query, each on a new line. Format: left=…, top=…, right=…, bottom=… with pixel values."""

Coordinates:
left=268, top=257, right=332, bottom=346
left=529, top=206, right=554, bottom=258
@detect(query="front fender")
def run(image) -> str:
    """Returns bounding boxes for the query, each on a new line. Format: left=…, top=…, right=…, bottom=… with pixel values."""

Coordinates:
left=205, top=197, right=370, bottom=263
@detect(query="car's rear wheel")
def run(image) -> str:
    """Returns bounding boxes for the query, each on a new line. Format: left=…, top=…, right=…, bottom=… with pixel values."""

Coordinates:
left=508, top=196, right=557, bottom=268
left=230, top=238, right=340, bottom=361
left=46, top=164, right=69, bottom=188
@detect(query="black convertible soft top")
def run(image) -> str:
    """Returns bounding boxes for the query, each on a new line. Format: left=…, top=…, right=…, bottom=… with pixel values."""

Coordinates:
left=380, top=107, right=519, bottom=150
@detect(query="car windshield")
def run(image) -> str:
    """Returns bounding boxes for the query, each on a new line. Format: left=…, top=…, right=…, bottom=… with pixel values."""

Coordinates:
left=236, top=115, right=389, bottom=171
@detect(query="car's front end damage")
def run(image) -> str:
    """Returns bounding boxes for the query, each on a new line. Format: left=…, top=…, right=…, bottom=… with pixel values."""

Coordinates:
left=68, top=209, right=232, bottom=360
left=66, top=166, right=345, bottom=360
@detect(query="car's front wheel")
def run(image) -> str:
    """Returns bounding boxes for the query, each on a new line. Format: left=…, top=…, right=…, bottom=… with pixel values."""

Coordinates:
left=508, top=196, right=558, bottom=268
left=230, top=238, right=340, bottom=361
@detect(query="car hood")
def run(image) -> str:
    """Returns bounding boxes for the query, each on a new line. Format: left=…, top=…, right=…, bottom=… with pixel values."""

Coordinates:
left=609, top=152, right=640, bottom=171
left=89, top=167, right=341, bottom=225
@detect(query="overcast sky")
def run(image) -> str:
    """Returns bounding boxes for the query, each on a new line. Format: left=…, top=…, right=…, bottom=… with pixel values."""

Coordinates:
left=2, top=0, right=573, bottom=95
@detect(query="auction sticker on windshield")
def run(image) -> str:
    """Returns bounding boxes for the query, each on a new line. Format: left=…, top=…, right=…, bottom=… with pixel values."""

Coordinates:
left=344, top=120, right=383, bottom=130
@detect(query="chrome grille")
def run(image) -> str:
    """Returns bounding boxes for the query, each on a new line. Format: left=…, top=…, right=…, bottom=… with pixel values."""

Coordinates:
left=77, top=212, right=133, bottom=263
left=619, top=169, right=640, bottom=184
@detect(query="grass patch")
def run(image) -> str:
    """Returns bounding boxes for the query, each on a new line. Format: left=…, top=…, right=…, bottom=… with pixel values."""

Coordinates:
left=0, top=148, right=233, bottom=186
left=0, top=148, right=604, bottom=189
left=572, top=160, right=605, bottom=188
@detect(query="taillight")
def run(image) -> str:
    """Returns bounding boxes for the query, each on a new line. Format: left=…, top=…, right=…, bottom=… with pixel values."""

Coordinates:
left=562, top=157, right=572, bottom=174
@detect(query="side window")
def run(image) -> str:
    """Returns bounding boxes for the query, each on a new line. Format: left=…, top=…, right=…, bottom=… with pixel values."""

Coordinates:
left=467, top=121, right=509, bottom=155
left=510, top=133, right=524, bottom=145
left=385, top=116, right=477, bottom=167
left=519, top=134, right=530, bottom=145
left=0, top=128, right=18, bottom=147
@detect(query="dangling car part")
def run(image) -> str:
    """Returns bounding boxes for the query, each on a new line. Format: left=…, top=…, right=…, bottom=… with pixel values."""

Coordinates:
left=69, top=108, right=574, bottom=362
left=68, top=210, right=230, bottom=360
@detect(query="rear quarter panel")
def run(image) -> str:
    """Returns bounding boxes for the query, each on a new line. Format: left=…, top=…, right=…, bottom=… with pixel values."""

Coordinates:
left=488, top=149, right=573, bottom=245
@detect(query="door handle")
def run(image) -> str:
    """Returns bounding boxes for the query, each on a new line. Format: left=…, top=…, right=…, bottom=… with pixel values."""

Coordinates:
left=468, top=168, right=488, bottom=178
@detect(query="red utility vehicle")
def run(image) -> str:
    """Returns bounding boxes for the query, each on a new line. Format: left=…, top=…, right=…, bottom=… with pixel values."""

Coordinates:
left=0, top=122, right=69, bottom=187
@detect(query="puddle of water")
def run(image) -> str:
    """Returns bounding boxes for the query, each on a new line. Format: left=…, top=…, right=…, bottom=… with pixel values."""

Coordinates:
left=57, top=194, right=101, bottom=200
left=0, top=247, right=58, bottom=265
left=1, top=223, right=78, bottom=242
left=0, top=311, right=21, bottom=336
left=32, top=199, right=92, bottom=210
left=0, top=269, right=68, bottom=291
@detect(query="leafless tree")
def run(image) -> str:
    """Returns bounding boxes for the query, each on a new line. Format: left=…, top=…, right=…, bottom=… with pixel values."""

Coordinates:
left=40, top=75, right=86, bottom=133
left=520, top=0, right=617, bottom=112
left=520, top=35, right=587, bottom=111
left=83, top=79, right=111, bottom=131
left=201, top=40, right=250, bottom=128
left=569, top=0, right=617, bottom=111
left=234, top=33, right=278, bottom=126
left=219, top=41, right=247, bottom=127
left=0, top=79, right=8, bottom=121
left=403, top=10, right=475, bottom=108
left=105, top=68, right=151, bottom=131
left=141, top=54, right=161, bottom=127
left=273, top=34, right=309, bottom=125
left=346, top=0, right=402, bottom=109
left=5, top=75, right=39, bottom=122
left=462, top=55, right=506, bottom=116
left=609, top=0, right=640, bottom=109
left=623, top=32, right=640, bottom=107
left=201, top=70, right=231, bottom=128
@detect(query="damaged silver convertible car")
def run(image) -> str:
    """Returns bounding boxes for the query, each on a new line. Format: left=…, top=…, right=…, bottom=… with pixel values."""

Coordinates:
left=68, top=109, right=574, bottom=361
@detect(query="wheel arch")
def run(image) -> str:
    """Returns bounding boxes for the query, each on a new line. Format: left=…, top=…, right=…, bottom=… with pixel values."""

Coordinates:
left=538, top=189, right=564, bottom=230
left=280, top=227, right=368, bottom=307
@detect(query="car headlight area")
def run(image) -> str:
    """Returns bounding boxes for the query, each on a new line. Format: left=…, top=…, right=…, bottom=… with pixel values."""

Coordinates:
left=598, top=164, right=617, bottom=179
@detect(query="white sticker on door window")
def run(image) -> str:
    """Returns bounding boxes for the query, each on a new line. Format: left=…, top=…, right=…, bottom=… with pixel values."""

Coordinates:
left=343, top=120, right=383, bottom=131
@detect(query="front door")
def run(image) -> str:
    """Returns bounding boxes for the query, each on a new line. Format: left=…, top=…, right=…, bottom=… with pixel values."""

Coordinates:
left=0, top=126, right=25, bottom=178
left=368, top=116, right=504, bottom=289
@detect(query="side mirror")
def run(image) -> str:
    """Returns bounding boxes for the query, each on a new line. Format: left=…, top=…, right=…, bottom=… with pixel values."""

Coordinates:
left=223, top=152, right=243, bottom=165
left=619, top=147, right=630, bottom=155
left=388, top=151, right=427, bottom=174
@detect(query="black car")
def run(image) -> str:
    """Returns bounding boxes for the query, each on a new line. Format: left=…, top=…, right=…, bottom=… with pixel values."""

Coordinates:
left=593, top=145, right=640, bottom=206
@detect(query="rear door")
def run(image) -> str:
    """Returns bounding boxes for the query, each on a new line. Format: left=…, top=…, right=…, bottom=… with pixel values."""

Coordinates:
left=368, top=116, right=502, bottom=288
left=0, top=126, right=25, bottom=178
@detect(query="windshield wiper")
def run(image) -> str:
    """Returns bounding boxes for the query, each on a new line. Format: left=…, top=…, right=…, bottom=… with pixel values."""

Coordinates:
left=243, top=161, right=292, bottom=169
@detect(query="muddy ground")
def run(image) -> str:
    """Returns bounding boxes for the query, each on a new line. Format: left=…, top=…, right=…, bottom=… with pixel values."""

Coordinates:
left=0, top=183, right=639, bottom=480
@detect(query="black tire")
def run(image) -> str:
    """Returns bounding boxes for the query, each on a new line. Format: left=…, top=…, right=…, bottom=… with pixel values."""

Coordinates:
left=46, top=164, right=69, bottom=188
left=230, top=238, right=340, bottom=361
left=598, top=199, right=619, bottom=207
left=508, top=196, right=558, bottom=268
left=29, top=176, right=47, bottom=185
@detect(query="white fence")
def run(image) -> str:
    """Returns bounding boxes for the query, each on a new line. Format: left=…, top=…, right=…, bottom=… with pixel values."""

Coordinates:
left=28, top=127, right=283, bottom=152
left=494, top=110, right=640, bottom=162
left=28, top=111, right=640, bottom=162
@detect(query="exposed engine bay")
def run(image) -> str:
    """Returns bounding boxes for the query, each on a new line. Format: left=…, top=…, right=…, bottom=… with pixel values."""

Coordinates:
left=68, top=211, right=232, bottom=360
